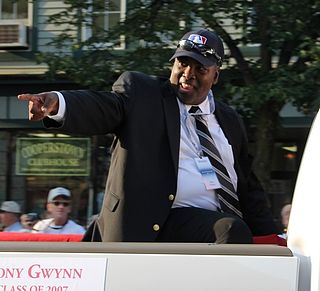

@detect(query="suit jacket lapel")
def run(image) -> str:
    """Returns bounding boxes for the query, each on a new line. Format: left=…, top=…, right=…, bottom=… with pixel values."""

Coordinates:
left=214, top=101, right=242, bottom=179
left=161, top=81, right=180, bottom=178
left=214, top=101, right=238, bottom=158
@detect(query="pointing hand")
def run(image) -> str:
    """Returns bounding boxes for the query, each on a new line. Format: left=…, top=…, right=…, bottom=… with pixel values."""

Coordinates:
left=17, top=92, right=59, bottom=121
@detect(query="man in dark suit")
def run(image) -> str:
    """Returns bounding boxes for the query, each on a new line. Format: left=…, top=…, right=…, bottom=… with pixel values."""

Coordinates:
left=18, top=29, right=279, bottom=243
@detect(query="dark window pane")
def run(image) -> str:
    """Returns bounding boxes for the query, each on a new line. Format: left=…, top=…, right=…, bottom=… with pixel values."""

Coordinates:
left=93, top=0, right=105, bottom=12
left=17, top=0, right=28, bottom=19
left=109, top=13, right=120, bottom=29
left=110, top=0, right=120, bottom=11
left=92, top=14, right=105, bottom=35
left=1, top=0, right=28, bottom=19
left=2, top=0, right=14, bottom=19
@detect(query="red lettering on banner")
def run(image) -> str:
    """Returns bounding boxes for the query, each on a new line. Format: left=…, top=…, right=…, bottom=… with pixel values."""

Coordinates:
left=28, top=264, right=82, bottom=279
left=39, top=267, right=54, bottom=279
left=0, top=268, right=23, bottom=279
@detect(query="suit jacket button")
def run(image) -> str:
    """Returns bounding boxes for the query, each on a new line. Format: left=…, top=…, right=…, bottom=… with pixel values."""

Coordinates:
left=168, top=194, right=175, bottom=201
left=153, top=224, right=160, bottom=232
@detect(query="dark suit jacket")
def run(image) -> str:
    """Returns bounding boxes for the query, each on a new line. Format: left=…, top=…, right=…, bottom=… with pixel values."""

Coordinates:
left=44, top=71, right=278, bottom=241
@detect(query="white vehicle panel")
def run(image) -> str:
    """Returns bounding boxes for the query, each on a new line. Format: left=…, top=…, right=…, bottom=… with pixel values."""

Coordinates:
left=0, top=243, right=299, bottom=291
left=288, top=109, right=320, bottom=291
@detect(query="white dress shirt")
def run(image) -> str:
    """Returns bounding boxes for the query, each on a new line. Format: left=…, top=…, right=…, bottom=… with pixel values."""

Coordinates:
left=173, top=91, right=237, bottom=211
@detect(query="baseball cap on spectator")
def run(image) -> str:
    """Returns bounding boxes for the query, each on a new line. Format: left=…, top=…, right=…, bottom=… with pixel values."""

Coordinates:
left=0, top=201, right=21, bottom=213
left=170, top=29, right=224, bottom=67
left=47, top=187, right=71, bottom=202
left=25, top=212, right=40, bottom=222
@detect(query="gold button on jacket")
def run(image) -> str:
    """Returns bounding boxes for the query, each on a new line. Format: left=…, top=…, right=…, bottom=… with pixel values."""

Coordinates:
left=153, top=224, right=160, bottom=231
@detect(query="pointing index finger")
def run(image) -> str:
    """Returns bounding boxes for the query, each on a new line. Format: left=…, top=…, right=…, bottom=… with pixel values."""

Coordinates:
left=17, top=93, right=42, bottom=102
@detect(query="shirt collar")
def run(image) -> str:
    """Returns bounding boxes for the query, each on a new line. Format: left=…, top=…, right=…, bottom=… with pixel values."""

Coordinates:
left=182, top=90, right=215, bottom=115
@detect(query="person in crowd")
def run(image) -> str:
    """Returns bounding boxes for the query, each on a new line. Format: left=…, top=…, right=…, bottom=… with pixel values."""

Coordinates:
left=20, top=212, right=40, bottom=231
left=0, top=201, right=24, bottom=232
left=32, top=187, right=85, bottom=234
left=18, top=29, right=279, bottom=243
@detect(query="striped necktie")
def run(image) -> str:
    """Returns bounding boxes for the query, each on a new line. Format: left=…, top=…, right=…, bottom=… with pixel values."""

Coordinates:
left=189, top=106, right=242, bottom=218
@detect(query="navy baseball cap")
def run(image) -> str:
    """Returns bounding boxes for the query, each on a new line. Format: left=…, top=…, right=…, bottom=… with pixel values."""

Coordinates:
left=170, top=29, right=224, bottom=67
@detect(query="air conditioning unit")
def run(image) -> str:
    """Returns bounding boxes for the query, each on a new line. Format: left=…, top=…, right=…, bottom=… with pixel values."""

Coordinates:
left=0, top=21, right=27, bottom=48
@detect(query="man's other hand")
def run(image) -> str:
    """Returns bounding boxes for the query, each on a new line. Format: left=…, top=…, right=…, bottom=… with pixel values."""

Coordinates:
left=17, top=92, right=59, bottom=121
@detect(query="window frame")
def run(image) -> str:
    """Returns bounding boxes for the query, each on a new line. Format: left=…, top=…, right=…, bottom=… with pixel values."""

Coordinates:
left=82, top=0, right=126, bottom=50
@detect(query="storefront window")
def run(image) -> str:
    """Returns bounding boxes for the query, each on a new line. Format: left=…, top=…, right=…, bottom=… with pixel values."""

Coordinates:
left=268, top=142, right=299, bottom=226
left=0, top=131, right=7, bottom=201
left=1, top=130, right=112, bottom=229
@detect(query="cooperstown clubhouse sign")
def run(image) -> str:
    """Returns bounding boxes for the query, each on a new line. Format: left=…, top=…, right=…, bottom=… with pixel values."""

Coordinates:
left=15, top=138, right=91, bottom=176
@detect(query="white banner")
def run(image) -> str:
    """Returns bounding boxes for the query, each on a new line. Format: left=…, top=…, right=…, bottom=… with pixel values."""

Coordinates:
left=0, top=254, right=107, bottom=291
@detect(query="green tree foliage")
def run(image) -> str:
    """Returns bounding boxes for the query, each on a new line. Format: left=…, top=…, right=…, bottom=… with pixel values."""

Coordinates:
left=38, top=0, right=320, bottom=188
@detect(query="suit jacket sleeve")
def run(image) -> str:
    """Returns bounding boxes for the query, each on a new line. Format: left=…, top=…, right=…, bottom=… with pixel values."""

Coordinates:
left=43, top=72, right=135, bottom=135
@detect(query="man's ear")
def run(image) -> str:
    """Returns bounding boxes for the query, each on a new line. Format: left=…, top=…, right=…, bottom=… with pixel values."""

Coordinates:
left=213, top=69, right=220, bottom=85
left=47, top=202, right=53, bottom=213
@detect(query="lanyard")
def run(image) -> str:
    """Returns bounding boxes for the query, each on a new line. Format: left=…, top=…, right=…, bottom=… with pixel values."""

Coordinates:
left=178, top=90, right=216, bottom=157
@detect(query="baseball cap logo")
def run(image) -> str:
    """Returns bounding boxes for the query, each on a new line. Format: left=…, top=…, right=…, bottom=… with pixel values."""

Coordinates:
left=187, top=34, right=207, bottom=45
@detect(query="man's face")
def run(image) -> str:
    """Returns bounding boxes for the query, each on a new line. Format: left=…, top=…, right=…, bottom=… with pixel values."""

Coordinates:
left=169, top=57, right=220, bottom=105
left=20, top=214, right=38, bottom=230
left=47, top=196, right=71, bottom=221
left=0, top=212, right=17, bottom=227
left=20, top=215, right=33, bottom=229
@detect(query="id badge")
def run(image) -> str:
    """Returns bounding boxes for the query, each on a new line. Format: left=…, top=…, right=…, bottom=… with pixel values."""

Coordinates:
left=195, top=157, right=221, bottom=190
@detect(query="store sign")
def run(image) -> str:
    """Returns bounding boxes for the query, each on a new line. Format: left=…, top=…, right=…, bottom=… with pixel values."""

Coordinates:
left=16, top=138, right=91, bottom=176
left=0, top=255, right=107, bottom=291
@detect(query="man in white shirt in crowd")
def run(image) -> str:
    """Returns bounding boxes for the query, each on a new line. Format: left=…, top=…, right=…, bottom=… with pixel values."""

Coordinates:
left=33, top=187, right=85, bottom=234
left=0, top=201, right=24, bottom=232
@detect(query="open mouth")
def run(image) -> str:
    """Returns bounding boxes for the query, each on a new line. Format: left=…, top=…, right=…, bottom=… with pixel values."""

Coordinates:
left=180, top=82, right=194, bottom=92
